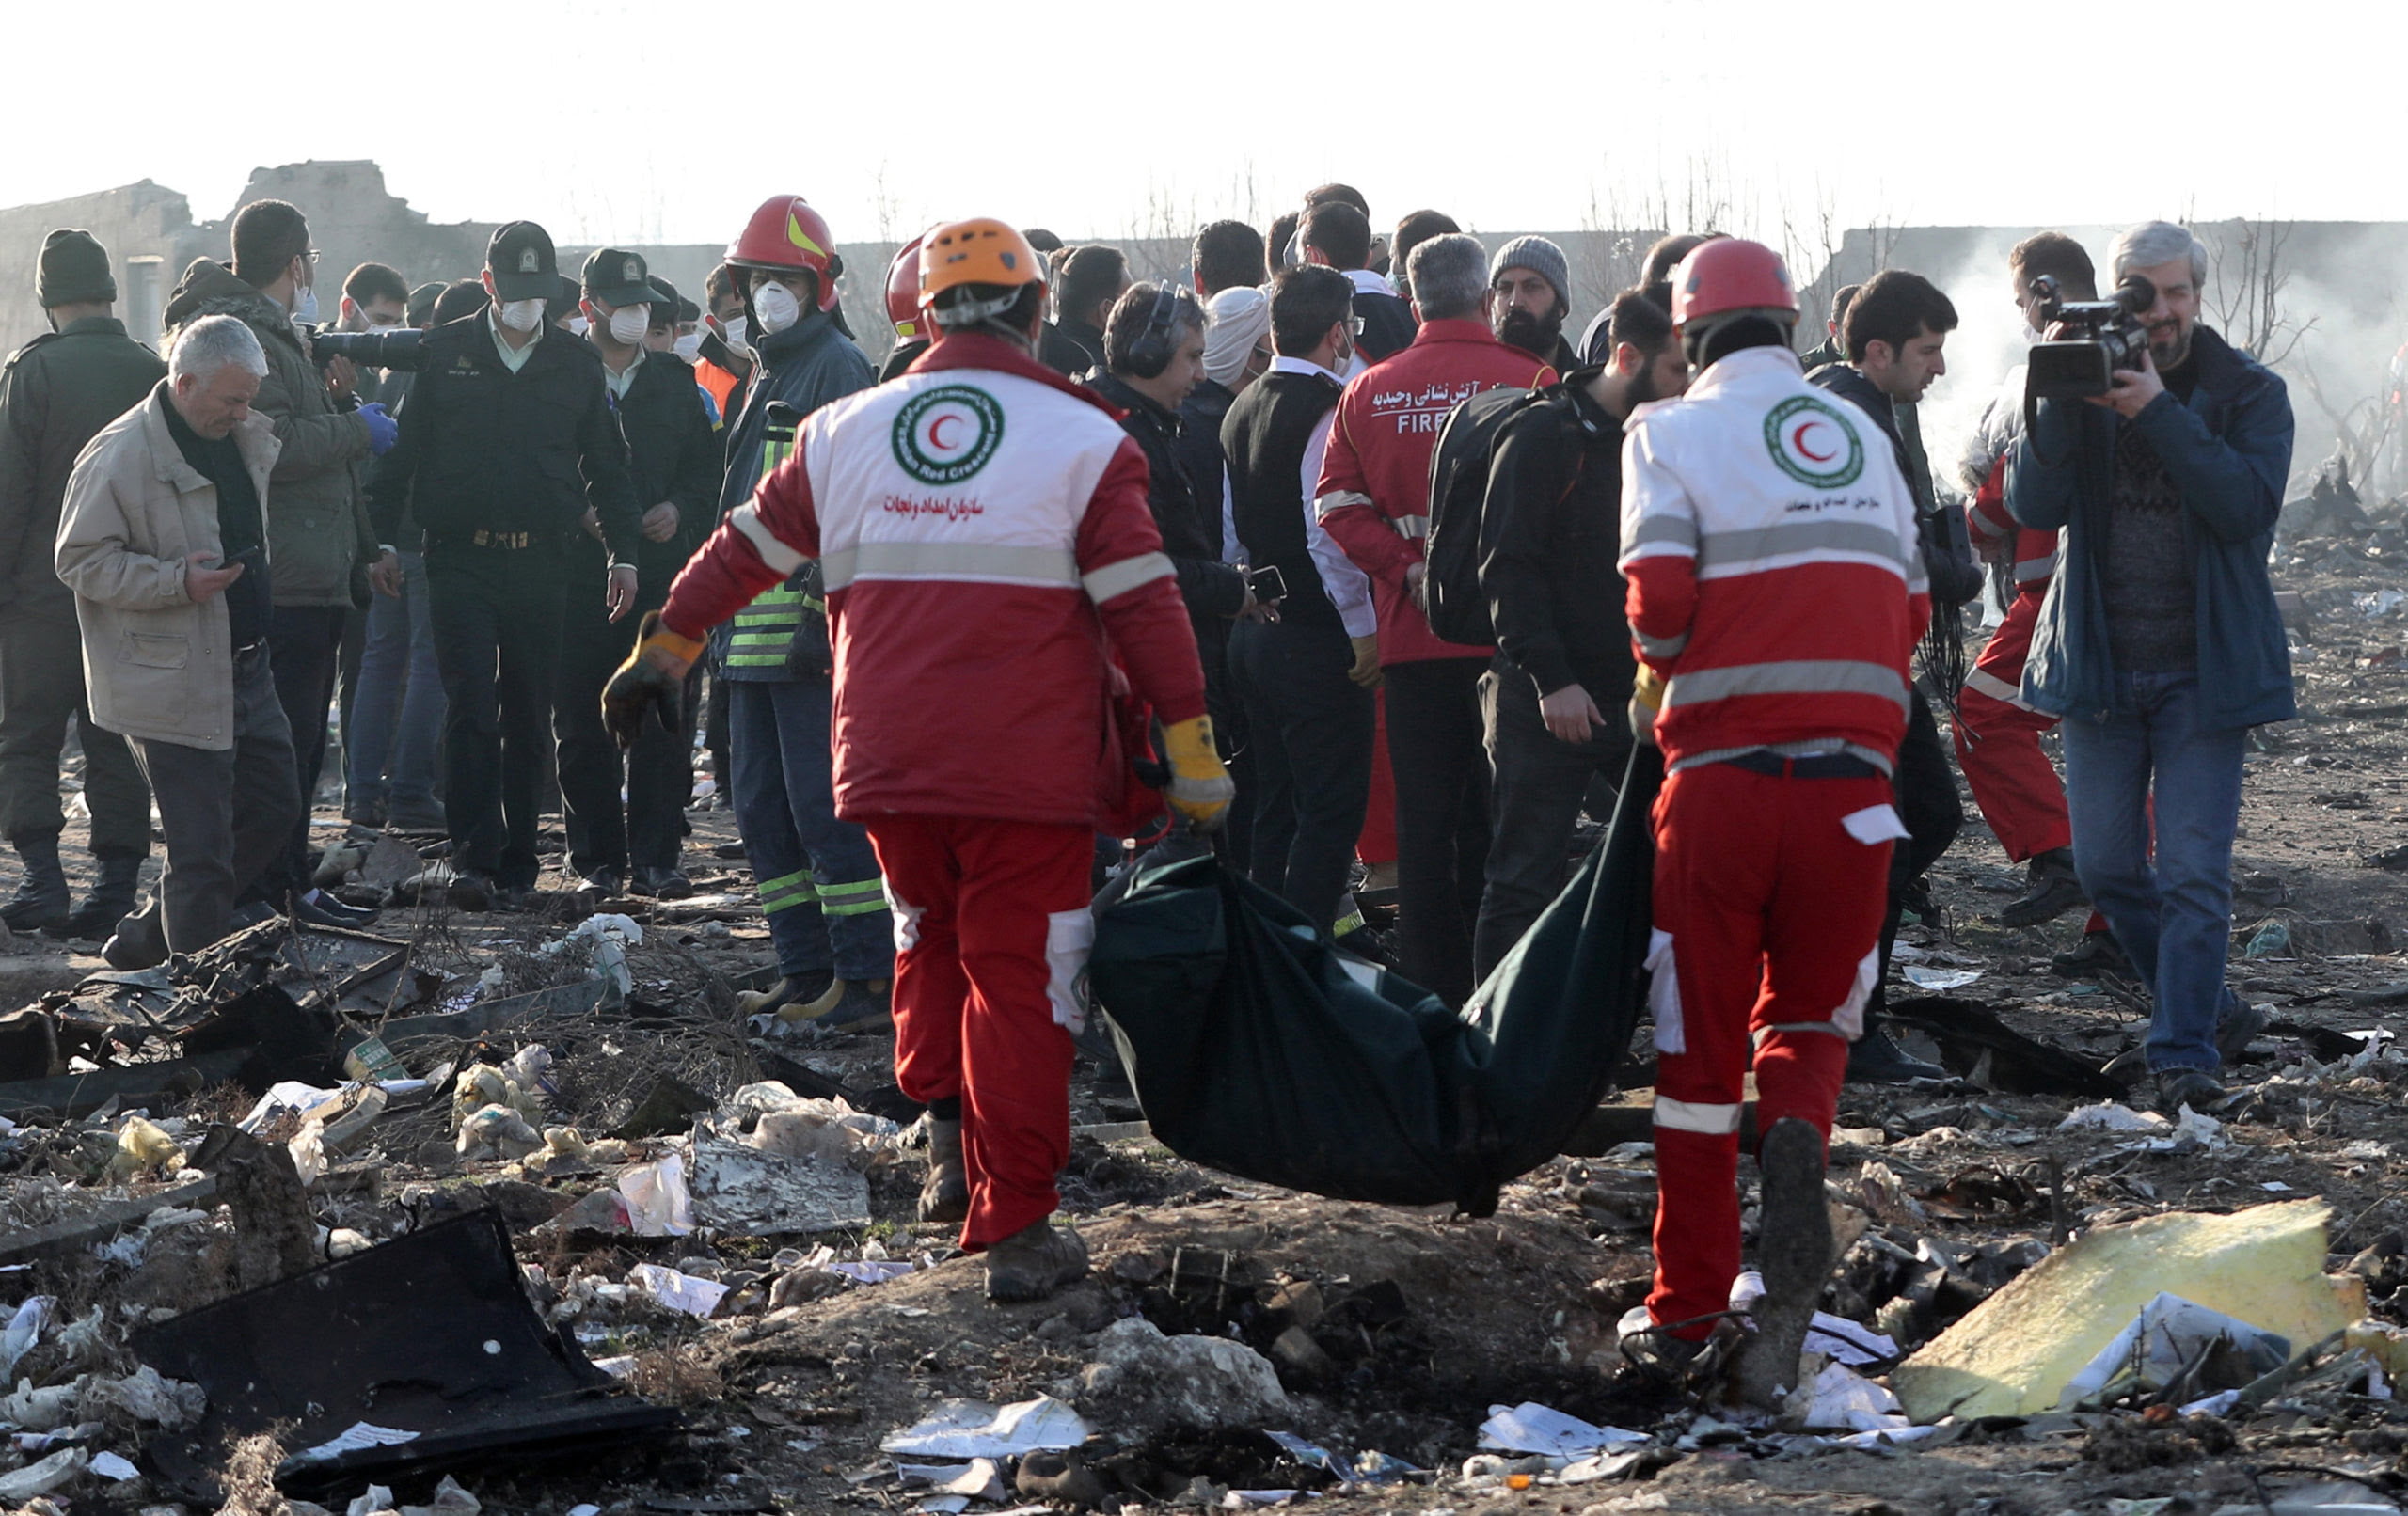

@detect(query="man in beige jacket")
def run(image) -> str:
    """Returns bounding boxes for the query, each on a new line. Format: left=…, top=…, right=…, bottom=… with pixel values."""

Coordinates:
left=55, top=315, right=303, bottom=968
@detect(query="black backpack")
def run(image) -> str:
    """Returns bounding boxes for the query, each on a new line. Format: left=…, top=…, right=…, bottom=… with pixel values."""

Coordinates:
left=1421, top=385, right=1556, bottom=646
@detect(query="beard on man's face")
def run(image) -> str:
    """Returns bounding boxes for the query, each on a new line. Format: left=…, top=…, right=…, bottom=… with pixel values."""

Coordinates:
left=1497, top=306, right=1563, bottom=358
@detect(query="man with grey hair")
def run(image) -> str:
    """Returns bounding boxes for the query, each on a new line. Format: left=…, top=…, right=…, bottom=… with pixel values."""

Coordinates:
left=2007, top=218, right=2295, bottom=1114
left=1317, top=232, right=1559, bottom=1005
left=55, top=314, right=306, bottom=968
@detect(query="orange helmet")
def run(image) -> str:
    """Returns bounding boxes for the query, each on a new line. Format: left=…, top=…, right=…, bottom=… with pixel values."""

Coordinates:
left=919, top=218, right=1044, bottom=330
left=727, top=195, right=841, bottom=311
left=886, top=233, right=926, bottom=340
left=1669, top=238, right=1798, bottom=330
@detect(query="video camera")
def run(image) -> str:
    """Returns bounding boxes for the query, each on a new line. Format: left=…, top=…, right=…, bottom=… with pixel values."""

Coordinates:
left=309, top=327, right=427, bottom=373
left=2025, top=274, right=2155, bottom=401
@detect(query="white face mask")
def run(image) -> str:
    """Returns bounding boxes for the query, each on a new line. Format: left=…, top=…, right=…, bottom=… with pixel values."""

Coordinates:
left=752, top=282, right=801, bottom=336
left=498, top=297, right=546, bottom=333
left=567, top=315, right=591, bottom=338
left=366, top=321, right=402, bottom=335
left=721, top=315, right=750, bottom=350
left=293, top=283, right=319, bottom=324
left=673, top=332, right=704, bottom=362
left=608, top=305, right=651, bottom=346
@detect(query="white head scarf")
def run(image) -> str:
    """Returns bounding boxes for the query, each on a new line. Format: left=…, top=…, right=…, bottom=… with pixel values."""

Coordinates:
left=1202, top=286, right=1272, bottom=388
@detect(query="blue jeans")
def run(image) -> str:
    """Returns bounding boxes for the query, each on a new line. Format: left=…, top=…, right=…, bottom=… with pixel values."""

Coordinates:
left=345, top=549, right=442, bottom=814
left=727, top=679, right=892, bottom=982
left=2061, top=671, right=2246, bottom=1074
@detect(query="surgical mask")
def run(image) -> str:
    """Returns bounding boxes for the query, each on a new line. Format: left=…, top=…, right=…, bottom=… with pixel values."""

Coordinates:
left=752, top=283, right=801, bottom=336
left=367, top=322, right=402, bottom=336
left=567, top=315, right=590, bottom=339
left=293, top=283, right=318, bottom=324
left=608, top=305, right=651, bottom=346
left=721, top=315, right=749, bottom=350
left=673, top=332, right=703, bottom=362
left=498, top=297, right=546, bottom=333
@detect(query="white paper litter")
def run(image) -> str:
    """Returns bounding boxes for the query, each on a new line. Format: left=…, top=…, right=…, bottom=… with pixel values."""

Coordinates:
left=1728, top=1273, right=1898, bottom=1366
left=1476, top=1401, right=1646, bottom=1456
left=627, top=1263, right=730, bottom=1318
left=2060, top=1293, right=2289, bottom=1408
left=1801, top=1363, right=1911, bottom=1432
left=618, top=1151, right=695, bottom=1236
left=0, top=1297, right=50, bottom=1379
left=293, top=1421, right=423, bottom=1464
left=1902, top=967, right=1983, bottom=991
left=90, top=1449, right=139, bottom=1480
left=880, top=1397, right=1092, bottom=1459
left=2059, top=1103, right=2170, bottom=1133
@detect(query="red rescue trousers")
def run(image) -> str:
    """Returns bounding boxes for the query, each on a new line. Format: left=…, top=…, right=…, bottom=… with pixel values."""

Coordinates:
left=1952, top=591, right=2073, bottom=864
left=1645, top=762, right=1893, bottom=1335
left=868, top=814, right=1095, bottom=1250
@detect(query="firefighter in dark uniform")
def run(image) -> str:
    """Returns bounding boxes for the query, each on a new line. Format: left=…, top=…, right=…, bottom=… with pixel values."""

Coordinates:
left=0, top=230, right=165, bottom=939
left=552, top=248, right=718, bottom=900
left=365, top=221, right=642, bottom=910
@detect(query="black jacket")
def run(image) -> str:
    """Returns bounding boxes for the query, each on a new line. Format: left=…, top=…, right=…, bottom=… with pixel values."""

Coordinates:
left=566, top=351, right=721, bottom=603
left=1807, top=361, right=1982, bottom=608
left=1476, top=370, right=1635, bottom=701
left=0, top=317, right=166, bottom=620
left=1089, top=371, right=1244, bottom=625
left=1354, top=289, right=1418, bottom=364
left=1044, top=319, right=1105, bottom=377
left=1177, top=378, right=1239, bottom=556
left=367, top=313, right=642, bottom=560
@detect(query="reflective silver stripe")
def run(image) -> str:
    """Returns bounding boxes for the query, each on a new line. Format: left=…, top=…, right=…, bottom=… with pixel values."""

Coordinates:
left=1082, top=551, right=1175, bottom=603
left=730, top=503, right=806, bottom=576
left=1636, top=630, right=1689, bottom=658
left=1695, top=519, right=1910, bottom=576
left=1653, top=1097, right=1742, bottom=1135
left=1627, top=514, right=1700, bottom=550
left=2015, top=555, right=2056, bottom=583
left=1389, top=513, right=1429, bottom=541
left=1313, top=489, right=1372, bottom=521
left=820, top=541, right=1078, bottom=592
left=1962, top=665, right=2034, bottom=711
left=1664, top=659, right=1909, bottom=711
left=1756, top=1021, right=1847, bottom=1041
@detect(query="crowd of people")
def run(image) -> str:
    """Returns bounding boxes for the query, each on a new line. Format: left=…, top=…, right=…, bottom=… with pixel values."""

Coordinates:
left=0, top=184, right=2292, bottom=1384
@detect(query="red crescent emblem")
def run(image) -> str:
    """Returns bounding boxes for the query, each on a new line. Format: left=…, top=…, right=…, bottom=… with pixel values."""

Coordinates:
left=1791, top=419, right=1836, bottom=464
left=928, top=414, right=961, bottom=450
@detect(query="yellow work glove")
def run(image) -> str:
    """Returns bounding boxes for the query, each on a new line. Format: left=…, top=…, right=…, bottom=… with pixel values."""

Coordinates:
left=1161, top=716, right=1236, bottom=833
left=1628, top=666, right=1665, bottom=749
left=602, top=610, right=704, bottom=751
left=1346, top=634, right=1382, bottom=689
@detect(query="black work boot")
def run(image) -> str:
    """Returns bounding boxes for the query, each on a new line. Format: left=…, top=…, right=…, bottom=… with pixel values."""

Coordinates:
left=1845, top=1021, right=1947, bottom=1085
left=2, top=833, right=71, bottom=934
left=55, top=850, right=143, bottom=940
left=2001, top=847, right=2086, bottom=928
left=1734, top=1117, right=1836, bottom=1410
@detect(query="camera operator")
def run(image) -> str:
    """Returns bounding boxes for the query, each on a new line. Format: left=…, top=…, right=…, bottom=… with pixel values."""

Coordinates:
left=335, top=262, right=412, bottom=407
left=2006, top=219, right=2294, bottom=1114
left=1806, top=269, right=1977, bottom=1085
left=160, top=201, right=398, bottom=931
left=365, top=220, right=645, bottom=912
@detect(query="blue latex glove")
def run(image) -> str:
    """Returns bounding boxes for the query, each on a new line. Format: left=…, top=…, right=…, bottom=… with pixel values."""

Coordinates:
left=358, top=402, right=399, bottom=457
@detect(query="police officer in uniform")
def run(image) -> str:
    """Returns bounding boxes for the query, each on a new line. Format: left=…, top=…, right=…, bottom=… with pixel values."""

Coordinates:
left=552, top=247, right=717, bottom=900
left=0, top=230, right=164, bottom=939
left=366, top=222, right=642, bottom=910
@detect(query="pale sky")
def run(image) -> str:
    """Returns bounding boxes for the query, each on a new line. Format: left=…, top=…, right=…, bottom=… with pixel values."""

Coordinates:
left=14, top=0, right=2399, bottom=246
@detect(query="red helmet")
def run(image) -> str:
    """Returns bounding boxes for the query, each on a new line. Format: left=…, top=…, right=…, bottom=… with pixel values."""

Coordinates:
left=1669, top=238, right=1798, bottom=330
left=726, top=195, right=841, bottom=311
left=886, top=233, right=926, bottom=340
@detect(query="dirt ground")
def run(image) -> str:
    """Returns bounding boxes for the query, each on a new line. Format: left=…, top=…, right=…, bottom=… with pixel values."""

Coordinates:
left=7, top=513, right=2408, bottom=1514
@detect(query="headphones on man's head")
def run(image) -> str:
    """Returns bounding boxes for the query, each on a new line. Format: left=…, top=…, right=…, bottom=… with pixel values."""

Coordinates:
left=1125, top=283, right=1188, bottom=380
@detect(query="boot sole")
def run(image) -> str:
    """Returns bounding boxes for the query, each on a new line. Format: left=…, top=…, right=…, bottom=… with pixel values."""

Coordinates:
left=1734, top=1119, right=1834, bottom=1409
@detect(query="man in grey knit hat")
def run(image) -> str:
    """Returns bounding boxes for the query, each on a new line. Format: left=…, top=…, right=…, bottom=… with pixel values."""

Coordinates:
left=1490, top=235, right=1580, bottom=373
left=0, top=230, right=165, bottom=940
